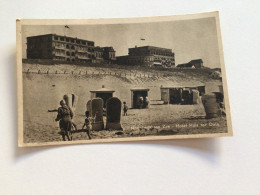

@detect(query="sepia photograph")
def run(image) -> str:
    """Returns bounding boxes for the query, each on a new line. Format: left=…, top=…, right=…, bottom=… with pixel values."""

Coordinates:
left=17, top=11, right=233, bottom=147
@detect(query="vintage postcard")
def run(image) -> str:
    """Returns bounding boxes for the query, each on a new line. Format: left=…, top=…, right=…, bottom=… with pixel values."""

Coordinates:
left=17, top=11, right=233, bottom=147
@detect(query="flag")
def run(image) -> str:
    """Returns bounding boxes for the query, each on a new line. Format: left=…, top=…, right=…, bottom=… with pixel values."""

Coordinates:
left=65, top=25, right=70, bottom=29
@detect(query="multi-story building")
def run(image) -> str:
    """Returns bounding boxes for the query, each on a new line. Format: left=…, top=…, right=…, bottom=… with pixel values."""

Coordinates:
left=93, top=47, right=104, bottom=63
left=102, top=47, right=116, bottom=61
left=116, top=46, right=175, bottom=68
left=93, top=46, right=116, bottom=63
left=26, top=34, right=115, bottom=63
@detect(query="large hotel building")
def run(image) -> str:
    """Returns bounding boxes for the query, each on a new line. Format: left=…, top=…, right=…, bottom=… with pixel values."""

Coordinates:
left=116, top=46, right=175, bottom=68
left=26, top=34, right=116, bottom=63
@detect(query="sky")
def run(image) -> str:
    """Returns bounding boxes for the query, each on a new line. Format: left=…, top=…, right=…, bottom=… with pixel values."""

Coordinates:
left=22, top=17, right=221, bottom=68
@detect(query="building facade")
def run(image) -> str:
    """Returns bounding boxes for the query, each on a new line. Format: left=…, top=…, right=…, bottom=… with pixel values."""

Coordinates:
left=189, top=59, right=203, bottom=68
left=177, top=59, right=203, bottom=68
left=116, top=46, right=175, bottom=68
left=26, top=34, right=115, bottom=63
left=102, top=47, right=116, bottom=61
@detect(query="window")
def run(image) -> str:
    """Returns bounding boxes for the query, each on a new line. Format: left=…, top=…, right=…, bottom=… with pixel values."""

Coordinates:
left=70, top=39, right=75, bottom=43
left=71, top=45, right=75, bottom=50
left=66, top=51, right=70, bottom=56
left=71, top=52, right=75, bottom=56
left=66, top=38, right=70, bottom=42
left=60, top=37, right=64, bottom=41
left=54, top=36, right=58, bottom=40
left=66, top=45, right=70, bottom=49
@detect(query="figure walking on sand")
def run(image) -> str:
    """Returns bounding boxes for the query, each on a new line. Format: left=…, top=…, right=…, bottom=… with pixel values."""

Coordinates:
left=55, top=100, right=74, bottom=141
left=144, top=96, right=149, bottom=108
left=123, top=101, right=128, bottom=116
left=137, top=96, right=143, bottom=109
left=217, top=99, right=226, bottom=117
left=48, top=106, right=78, bottom=131
left=81, top=111, right=96, bottom=140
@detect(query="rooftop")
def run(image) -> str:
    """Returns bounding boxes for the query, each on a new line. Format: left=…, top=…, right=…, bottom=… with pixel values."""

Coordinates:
left=129, top=46, right=173, bottom=51
left=90, top=85, right=115, bottom=93
left=189, top=59, right=203, bottom=63
left=160, top=82, right=205, bottom=88
left=27, top=33, right=94, bottom=43
left=102, top=47, right=115, bottom=52
left=130, top=87, right=150, bottom=91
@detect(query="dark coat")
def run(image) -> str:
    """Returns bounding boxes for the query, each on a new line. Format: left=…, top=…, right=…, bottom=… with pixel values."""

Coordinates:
left=56, top=105, right=73, bottom=132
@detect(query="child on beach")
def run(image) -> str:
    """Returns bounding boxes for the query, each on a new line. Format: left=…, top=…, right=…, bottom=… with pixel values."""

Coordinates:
left=82, top=111, right=96, bottom=139
left=123, top=101, right=128, bottom=116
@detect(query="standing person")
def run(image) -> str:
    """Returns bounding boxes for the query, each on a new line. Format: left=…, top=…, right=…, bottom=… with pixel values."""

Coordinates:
left=139, top=96, right=143, bottom=109
left=55, top=100, right=73, bottom=141
left=145, top=96, right=149, bottom=108
left=49, top=112, right=77, bottom=131
left=82, top=111, right=96, bottom=140
left=216, top=96, right=226, bottom=117
left=123, top=101, right=128, bottom=116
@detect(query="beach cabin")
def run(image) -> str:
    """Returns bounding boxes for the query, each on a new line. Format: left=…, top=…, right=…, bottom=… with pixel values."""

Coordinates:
left=90, top=85, right=115, bottom=108
left=160, top=84, right=205, bottom=105
left=130, top=87, right=150, bottom=108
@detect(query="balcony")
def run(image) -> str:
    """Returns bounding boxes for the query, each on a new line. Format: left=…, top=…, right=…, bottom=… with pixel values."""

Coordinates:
left=54, top=52, right=66, bottom=57
left=77, top=56, right=89, bottom=59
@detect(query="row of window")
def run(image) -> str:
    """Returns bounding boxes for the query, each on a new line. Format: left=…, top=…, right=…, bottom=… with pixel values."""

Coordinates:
left=53, top=42, right=95, bottom=52
left=54, top=49, right=104, bottom=56
left=54, top=57, right=93, bottom=62
left=127, top=56, right=174, bottom=63
left=55, top=49, right=65, bottom=55
left=129, top=56, right=153, bottom=62
left=129, top=58, right=153, bottom=63
left=130, top=49, right=174, bottom=56
left=54, top=56, right=65, bottom=60
left=54, top=45, right=115, bottom=55
left=65, top=51, right=94, bottom=58
left=154, top=57, right=174, bottom=61
left=161, top=62, right=174, bottom=65
left=54, top=36, right=94, bottom=46
left=95, top=53, right=103, bottom=58
left=109, top=54, right=115, bottom=58
left=53, top=42, right=66, bottom=48
left=153, top=52, right=174, bottom=56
